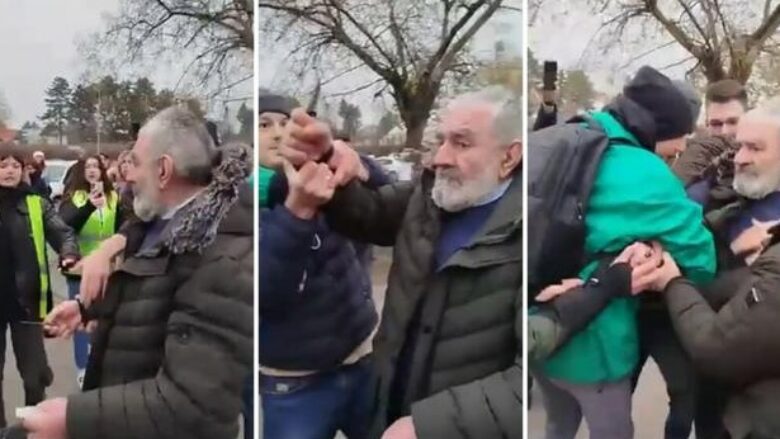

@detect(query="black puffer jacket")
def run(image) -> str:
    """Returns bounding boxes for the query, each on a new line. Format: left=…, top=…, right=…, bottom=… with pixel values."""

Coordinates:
left=65, top=148, right=253, bottom=439
left=0, top=186, right=78, bottom=321
left=325, top=171, right=523, bottom=439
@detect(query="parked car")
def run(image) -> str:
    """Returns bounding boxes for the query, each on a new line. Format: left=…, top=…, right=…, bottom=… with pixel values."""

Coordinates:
left=375, top=156, right=414, bottom=182
left=43, top=159, right=77, bottom=203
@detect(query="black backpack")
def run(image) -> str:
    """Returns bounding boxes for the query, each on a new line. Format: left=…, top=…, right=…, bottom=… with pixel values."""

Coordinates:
left=527, top=115, right=610, bottom=301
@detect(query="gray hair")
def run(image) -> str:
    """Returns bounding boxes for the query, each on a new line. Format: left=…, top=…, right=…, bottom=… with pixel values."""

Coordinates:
left=139, top=105, right=217, bottom=184
left=755, top=97, right=780, bottom=120
left=447, top=87, right=523, bottom=146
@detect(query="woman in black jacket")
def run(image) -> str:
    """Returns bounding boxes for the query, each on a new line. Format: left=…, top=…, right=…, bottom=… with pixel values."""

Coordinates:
left=57, top=155, right=128, bottom=387
left=0, top=146, right=79, bottom=427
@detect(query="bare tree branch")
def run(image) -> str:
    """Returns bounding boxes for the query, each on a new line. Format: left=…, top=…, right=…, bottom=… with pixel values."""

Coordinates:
left=674, top=0, right=712, bottom=49
left=326, top=78, right=385, bottom=97
left=257, top=2, right=396, bottom=79
left=427, top=0, right=501, bottom=79
left=712, top=0, right=733, bottom=52
left=84, top=0, right=252, bottom=100
left=258, top=0, right=502, bottom=148
left=619, top=40, right=678, bottom=69
left=751, top=2, right=780, bottom=46
left=643, top=0, right=702, bottom=57
left=328, top=1, right=398, bottom=66
left=658, top=54, right=697, bottom=71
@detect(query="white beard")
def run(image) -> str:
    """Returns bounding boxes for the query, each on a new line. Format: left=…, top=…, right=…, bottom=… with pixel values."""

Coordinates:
left=734, top=165, right=780, bottom=200
left=431, top=165, right=502, bottom=212
left=132, top=184, right=164, bottom=222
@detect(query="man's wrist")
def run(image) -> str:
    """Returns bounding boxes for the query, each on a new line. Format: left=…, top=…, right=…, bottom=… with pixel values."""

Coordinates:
left=284, top=196, right=318, bottom=220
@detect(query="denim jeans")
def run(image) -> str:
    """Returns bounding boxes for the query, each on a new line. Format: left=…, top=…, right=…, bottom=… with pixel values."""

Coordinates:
left=65, top=278, right=90, bottom=372
left=243, top=375, right=253, bottom=439
left=260, top=357, right=375, bottom=439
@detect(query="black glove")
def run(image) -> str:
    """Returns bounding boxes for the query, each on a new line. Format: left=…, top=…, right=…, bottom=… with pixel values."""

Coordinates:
left=551, top=262, right=632, bottom=333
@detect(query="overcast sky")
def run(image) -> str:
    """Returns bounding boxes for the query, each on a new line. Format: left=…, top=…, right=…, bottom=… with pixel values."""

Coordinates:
left=0, top=0, right=252, bottom=128
left=0, top=0, right=120, bottom=127
left=529, top=0, right=693, bottom=94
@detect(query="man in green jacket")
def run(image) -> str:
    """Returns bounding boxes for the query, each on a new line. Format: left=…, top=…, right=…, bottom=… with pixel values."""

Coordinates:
left=533, top=66, right=716, bottom=439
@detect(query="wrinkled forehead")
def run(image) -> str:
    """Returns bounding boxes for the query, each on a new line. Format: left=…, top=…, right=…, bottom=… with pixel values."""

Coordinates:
left=439, top=102, right=496, bottom=135
left=737, top=112, right=780, bottom=145
left=130, top=136, right=153, bottom=162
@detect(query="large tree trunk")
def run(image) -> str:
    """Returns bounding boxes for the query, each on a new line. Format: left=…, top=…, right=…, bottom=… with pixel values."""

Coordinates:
left=397, top=81, right=438, bottom=150
left=730, top=62, right=755, bottom=85
left=403, top=115, right=428, bottom=150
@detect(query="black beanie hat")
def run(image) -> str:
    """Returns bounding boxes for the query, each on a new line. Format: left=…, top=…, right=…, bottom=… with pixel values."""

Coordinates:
left=623, top=66, right=694, bottom=141
left=672, top=80, right=701, bottom=130
left=257, top=94, right=298, bottom=117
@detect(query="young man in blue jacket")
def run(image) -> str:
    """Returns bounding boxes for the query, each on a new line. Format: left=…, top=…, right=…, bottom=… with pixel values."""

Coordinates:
left=258, top=93, right=389, bottom=439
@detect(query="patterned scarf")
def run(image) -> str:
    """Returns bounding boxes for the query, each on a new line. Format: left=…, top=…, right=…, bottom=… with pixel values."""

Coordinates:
left=162, top=142, right=251, bottom=255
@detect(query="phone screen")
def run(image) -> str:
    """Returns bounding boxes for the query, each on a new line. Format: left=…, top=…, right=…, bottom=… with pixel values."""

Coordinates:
left=543, top=61, right=558, bottom=91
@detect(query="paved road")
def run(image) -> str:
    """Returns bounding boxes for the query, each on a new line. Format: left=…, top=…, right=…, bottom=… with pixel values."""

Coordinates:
left=7, top=253, right=248, bottom=437
left=529, top=360, right=687, bottom=438
left=1, top=256, right=78, bottom=424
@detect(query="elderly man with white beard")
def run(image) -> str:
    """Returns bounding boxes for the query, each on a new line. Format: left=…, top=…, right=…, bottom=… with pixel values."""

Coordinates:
left=18, top=106, right=254, bottom=439
left=278, top=87, right=523, bottom=439
left=631, top=98, right=780, bottom=438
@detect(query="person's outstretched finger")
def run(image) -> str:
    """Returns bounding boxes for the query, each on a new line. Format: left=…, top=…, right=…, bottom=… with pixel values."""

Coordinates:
left=290, top=108, right=316, bottom=127
left=279, top=141, right=310, bottom=166
left=281, top=158, right=298, bottom=181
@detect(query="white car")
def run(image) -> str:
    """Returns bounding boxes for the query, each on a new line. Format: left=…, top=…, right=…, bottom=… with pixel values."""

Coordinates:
left=375, top=156, right=413, bottom=182
left=43, top=159, right=77, bottom=202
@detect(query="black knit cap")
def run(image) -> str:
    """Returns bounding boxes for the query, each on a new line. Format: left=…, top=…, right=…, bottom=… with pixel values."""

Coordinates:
left=624, top=66, right=694, bottom=141
left=257, top=94, right=299, bottom=117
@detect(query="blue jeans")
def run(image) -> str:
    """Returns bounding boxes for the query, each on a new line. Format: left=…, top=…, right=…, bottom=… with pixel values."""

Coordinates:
left=260, top=358, right=375, bottom=439
left=65, top=278, right=90, bottom=371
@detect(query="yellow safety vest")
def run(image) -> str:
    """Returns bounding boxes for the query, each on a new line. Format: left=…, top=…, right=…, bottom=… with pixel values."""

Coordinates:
left=25, top=195, right=49, bottom=319
left=72, top=190, right=117, bottom=257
